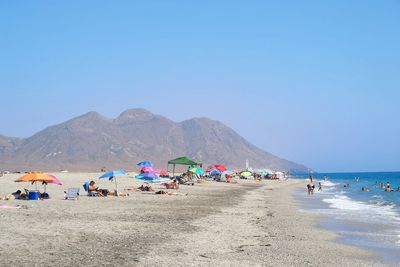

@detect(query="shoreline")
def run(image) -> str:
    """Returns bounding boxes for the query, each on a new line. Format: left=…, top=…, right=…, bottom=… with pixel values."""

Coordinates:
left=293, top=178, right=400, bottom=265
left=0, top=174, right=390, bottom=266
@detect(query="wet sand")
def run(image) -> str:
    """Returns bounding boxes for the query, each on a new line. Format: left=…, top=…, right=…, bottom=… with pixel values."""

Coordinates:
left=0, top=173, right=390, bottom=266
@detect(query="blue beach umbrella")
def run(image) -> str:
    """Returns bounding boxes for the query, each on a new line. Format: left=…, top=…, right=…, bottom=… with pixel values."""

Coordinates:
left=137, top=161, right=154, bottom=167
left=99, top=169, right=128, bottom=194
left=210, top=169, right=222, bottom=175
left=189, top=168, right=204, bottom=176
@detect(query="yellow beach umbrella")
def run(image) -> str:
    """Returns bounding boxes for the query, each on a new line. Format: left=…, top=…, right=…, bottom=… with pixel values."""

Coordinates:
left=240, top=171, right=252, bottom=177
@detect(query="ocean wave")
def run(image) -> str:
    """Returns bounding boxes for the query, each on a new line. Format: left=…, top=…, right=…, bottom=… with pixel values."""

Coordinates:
left=321, top=180, right=337, bottom=187
left=322, top=195, right=400, bottom=223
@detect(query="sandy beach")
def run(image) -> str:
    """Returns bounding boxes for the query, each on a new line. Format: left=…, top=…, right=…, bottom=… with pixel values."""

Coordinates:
left=0, top=173, right=390, bottom=266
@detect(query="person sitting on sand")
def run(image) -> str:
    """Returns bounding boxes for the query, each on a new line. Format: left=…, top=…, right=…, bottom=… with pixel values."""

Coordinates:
left=179, top=173, right=194, bottom=186
left=89, top=181, right=104, bottom=196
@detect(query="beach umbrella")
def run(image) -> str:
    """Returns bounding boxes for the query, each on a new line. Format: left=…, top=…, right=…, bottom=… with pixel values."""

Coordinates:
left=240, top=171, right=252, bottom=177
left=189, top=168, right=204, bottom=175
left=136, top=172, right=157, bottom=179
left=210, top=169, right=222, bottom=175
left=48, top=175, right=63, bottom=185
left=42, top=174, right=63, bottom=192
left=99, top=169, right=128, bottom=195
left=214, top=165, right=227, bottom=172
left=15, top=172, right=55, bottom=183
left=15, top=172, right=59, bottom=190
left=155, top=169, right=169, bottom=176
left=135, top=172, right=170, bottom=183
left=137, top=161, right=154, bottom=167
left=141, top=167, right=155, bottom=173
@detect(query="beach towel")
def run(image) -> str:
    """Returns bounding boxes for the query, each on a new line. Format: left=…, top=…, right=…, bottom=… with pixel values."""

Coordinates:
left=0, top=204, right=22, bottom=209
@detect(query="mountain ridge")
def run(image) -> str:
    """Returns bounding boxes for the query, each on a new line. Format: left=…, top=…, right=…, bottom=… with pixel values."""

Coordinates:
left=0, top=109, right=308, bottom=173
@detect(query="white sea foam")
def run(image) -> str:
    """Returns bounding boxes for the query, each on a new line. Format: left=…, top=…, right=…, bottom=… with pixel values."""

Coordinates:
left=321, top=180, right=337, bottom=187
left=322, top=194, right=400, bottom=223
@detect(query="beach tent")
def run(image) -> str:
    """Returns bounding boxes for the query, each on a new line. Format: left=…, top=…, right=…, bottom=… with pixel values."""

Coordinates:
left=167, top=156, right=202, bottom=177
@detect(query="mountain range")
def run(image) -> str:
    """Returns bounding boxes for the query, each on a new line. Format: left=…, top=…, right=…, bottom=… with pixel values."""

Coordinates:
left=0, top=109, right=308, bottom=173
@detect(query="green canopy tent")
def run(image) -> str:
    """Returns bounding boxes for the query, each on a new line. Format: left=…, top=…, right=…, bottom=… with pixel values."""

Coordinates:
left=168, top=156, right=202, bottom=177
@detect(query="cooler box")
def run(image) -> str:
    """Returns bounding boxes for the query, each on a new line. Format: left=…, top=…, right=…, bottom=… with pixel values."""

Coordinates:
left=28, top=190, right=39, bottom=200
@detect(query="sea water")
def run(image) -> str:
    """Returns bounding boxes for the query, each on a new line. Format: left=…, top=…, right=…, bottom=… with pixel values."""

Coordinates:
left=293, top=172, right=400, bottom=264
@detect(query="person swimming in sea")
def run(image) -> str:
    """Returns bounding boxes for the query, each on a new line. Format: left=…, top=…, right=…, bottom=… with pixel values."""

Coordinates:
left=318, top=182, right=322, bottom=191
left=385, top=182, right=391, bottom=192
left=361, top=187, right=370, bottom=192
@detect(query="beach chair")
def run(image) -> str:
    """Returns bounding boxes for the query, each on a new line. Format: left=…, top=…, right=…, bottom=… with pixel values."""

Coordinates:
left=83, top=182, right=98, bottom=197
left=64, top=188, right=80, bottom=200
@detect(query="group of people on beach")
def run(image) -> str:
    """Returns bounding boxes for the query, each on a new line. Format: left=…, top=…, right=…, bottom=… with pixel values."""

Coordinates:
left=1, top=189, right=50, bottom=200
left=361, top=181, right=400, bottom=193
left=309, top=176, right=400, bottom=194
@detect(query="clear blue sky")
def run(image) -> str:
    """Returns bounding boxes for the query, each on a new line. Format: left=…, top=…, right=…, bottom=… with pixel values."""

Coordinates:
left=1, top=1, right=399, bottom=172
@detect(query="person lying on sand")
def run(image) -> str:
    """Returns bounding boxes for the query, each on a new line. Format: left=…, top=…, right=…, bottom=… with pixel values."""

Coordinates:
left=162, top=180, right=179, bottom=190
left=136, top=184, right=154, bottom=192
left=0, top=204, right=28, bottom=209
left=1, top=190, right=28, bottom=201
left=155, top=190, right=188, bottom=196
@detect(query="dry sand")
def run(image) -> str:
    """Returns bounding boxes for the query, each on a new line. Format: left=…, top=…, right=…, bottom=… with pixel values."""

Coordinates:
left=0, top=173, right=391, bottom=266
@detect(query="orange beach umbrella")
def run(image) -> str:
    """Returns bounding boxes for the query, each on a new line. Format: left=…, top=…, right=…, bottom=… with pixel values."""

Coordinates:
left=15, top=172, right=59, bottom=191
left=15, top=172, right=54, bottom=183
left=15, top=172, right=56, bottom=183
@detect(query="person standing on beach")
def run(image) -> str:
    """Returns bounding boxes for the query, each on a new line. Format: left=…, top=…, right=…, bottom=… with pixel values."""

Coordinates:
left=318, top=182, right=322, bottom=191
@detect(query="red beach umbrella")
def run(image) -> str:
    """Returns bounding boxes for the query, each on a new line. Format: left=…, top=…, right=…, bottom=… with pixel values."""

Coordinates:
left=214, top=165, right=227, bottom=172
